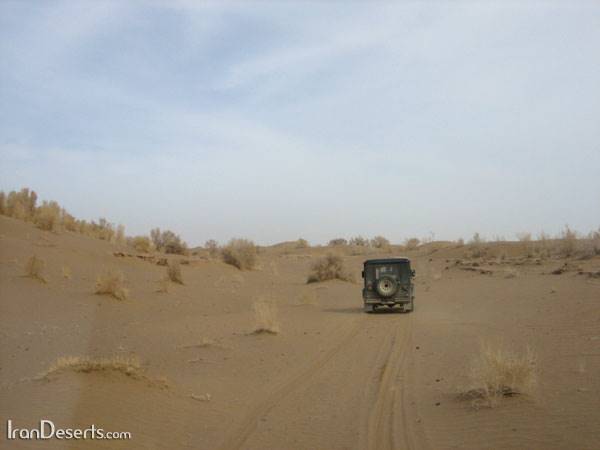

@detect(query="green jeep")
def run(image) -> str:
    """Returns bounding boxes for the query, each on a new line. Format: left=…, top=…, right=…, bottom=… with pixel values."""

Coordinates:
left=362, top=258, right=415, bottom=313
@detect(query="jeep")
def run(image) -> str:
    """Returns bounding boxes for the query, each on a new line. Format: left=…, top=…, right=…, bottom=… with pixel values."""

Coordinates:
left=361, top=258, right=415, bottom=313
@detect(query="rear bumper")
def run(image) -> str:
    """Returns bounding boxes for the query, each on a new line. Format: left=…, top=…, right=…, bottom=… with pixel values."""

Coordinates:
left=364, top=298, right=412, bottom=305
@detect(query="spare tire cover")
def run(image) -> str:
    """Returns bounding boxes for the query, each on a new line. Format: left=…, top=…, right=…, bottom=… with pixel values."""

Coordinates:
left=375, top=275, right=398, bottom=297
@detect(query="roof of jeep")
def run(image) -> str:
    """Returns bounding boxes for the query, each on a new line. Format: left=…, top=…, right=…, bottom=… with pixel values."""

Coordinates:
left=363, top=257, right=410, bottom=265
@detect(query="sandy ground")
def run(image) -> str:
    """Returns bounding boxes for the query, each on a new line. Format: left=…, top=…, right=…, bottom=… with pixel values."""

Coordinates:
left=1, top=215, right=599, bottom=449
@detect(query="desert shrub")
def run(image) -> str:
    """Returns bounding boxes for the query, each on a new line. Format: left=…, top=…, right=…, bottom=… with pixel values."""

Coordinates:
left=295, top=238, right=309, bottom=249
left=41, top=355, right=142, bottom=379
left=468, top=232, right=487, bottom=258
left=307, top=254, right=353, bottom=283
left=463, top=343, right=536, bottom=407
left=404, top=237, right=420, bottom=250
left=205, top=239, right=219, bottom=258
left=34, top=201, right=61, bottom=231
left=5, top=188, right=37, bottom=221
left=95, top=269, right=129, bottom=300
left=516, top=232, right=534, bottom=257
left=150, top=228, right=188, bottom=254
left=252, top=297, right=280, bottom=334
left=558, top=225, right=577, bottom=257
left=589, top=228, right=600, bottom=255
left=222, top=238, right=258, bottom=270
left=456, top=238, right=465, bottom=247
left=349, top=236, right=369, bottom=246
left=370, top=235, right=390, bottom=249
left=328, top=238, right=348, bottom=246
left=167, top=260, right=184, bottom=284
left=470, top=232, right=484, bottom=245
left=115, top=224, right=126, bottom=245
left=25, top=255, right=46, bottom=283
left=131, top=236, right=153, bottom=253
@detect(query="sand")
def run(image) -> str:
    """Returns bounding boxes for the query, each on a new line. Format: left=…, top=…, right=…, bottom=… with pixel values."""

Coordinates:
left=1, top=215, right=599, bottom=449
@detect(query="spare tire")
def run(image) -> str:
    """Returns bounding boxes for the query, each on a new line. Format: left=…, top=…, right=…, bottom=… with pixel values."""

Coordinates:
left=375, top=276, right=398, bottom=297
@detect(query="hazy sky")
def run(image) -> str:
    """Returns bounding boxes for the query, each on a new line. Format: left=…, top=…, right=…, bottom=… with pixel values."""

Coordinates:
left=1, top=1, right=599, bottom=246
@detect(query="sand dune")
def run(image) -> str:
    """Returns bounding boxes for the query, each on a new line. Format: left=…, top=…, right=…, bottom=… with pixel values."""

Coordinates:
left=1, top=215, right=599, bottom=449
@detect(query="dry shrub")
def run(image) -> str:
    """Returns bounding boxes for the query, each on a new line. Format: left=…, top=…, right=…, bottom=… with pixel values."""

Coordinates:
left=95, top=269, right=129, bottom=300
left=328, top=238, right=348, bottom=246
left=205, top=239, right=219, bottom=258
left=307, top=254, right=353, bottom=283
left=462, top=343, right=537, bottom=407
left=25, top=255, right=47, bottom=283
left=349, top=236, right=369, bottom=246
left=404, top=237, right=420, bottom=250
left=150, top=228, right=187, bottom=254
left=559, top=225, right=577, bottom=257
left=252, top=297, right=280, bottom=335
left=131, top=236, right=153, bottom=253
left=295, top=238, right=309, bottom=249
left=34, top=201, right=61, bottom=231
left=167, top=260, right=184, bottom=284
left=370, top=235, right=390, bottom=249
left=222, top=238, right=258, bottom=270
left=42, top=355, right=141, bottom=379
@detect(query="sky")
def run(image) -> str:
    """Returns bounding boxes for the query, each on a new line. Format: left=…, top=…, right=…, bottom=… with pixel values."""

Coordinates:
left=1, top=1, right=599, bottom=246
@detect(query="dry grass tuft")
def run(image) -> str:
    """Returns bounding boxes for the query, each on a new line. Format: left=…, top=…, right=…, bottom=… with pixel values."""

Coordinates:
left=94, top=269, right=129, bottom=300
left=167, top=260, right=184, bottom=284
left=41, top=355, right=142, bottom=380
left=307, top=254, right=353, bottom=283
left=461, top=342, right=537, bottom=407
left=25, top=255, right=47, bottom=283
left=222, top=238, right=258, bottom=270
left=251, top=297, right=280, bottom=335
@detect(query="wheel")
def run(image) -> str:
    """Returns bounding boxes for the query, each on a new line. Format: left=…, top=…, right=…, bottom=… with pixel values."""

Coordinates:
left=375, top=276, right=398, bottom=298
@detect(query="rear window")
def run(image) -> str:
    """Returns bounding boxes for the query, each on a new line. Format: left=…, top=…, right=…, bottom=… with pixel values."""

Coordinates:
left=365, top=263, right=411, bottom=282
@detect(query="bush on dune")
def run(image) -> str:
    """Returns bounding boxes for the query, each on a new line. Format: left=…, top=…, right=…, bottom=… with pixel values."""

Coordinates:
left=222, top=238, right=258, bottom=270
left=307, top=254, right=353, bottom=283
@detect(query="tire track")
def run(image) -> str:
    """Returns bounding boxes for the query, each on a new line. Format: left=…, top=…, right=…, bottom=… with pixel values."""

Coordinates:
left=219, top=316, right=365, bottom=450
left=365, top=316, right=413, bottom=450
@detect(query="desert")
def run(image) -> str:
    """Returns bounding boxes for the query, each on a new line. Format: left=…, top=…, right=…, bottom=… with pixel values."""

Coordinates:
left=1, top=189, right=599, bottom=449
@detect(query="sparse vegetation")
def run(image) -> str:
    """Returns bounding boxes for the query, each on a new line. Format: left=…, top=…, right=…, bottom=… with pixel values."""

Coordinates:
left=41, top=355, right=142, bottom=379
left=0, top=187, right=127, bottom=243
left=34, top=201, right=62, bottom=231
left=307, top=254, right=353, bottom=283
left=462, top=342, right=537, bottom=407
left=370, top=235, right=390, bottom=249
left=404, top=237, right=420, bottom=250
left=222, top=238, right=258, bottom=270
left=94, top=269, right=129, bottom=300
left=167, top=260, right=184, bottom=284
left=349, top=236, right=369, bottom=246
left=252, top=297, right=280, bottom=335
left=24, top=255, right=46, bottom=283
left=559, top=225, right=577, bottom=257
left=295, top=238, right=309, bottom=249
left=130, top=236, right=153, bottom=253
left=328, top=238, right=348, bottom=246
left=150, top=228, right=188, bottom=255
left=205, top=239, right=220, bottom=258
